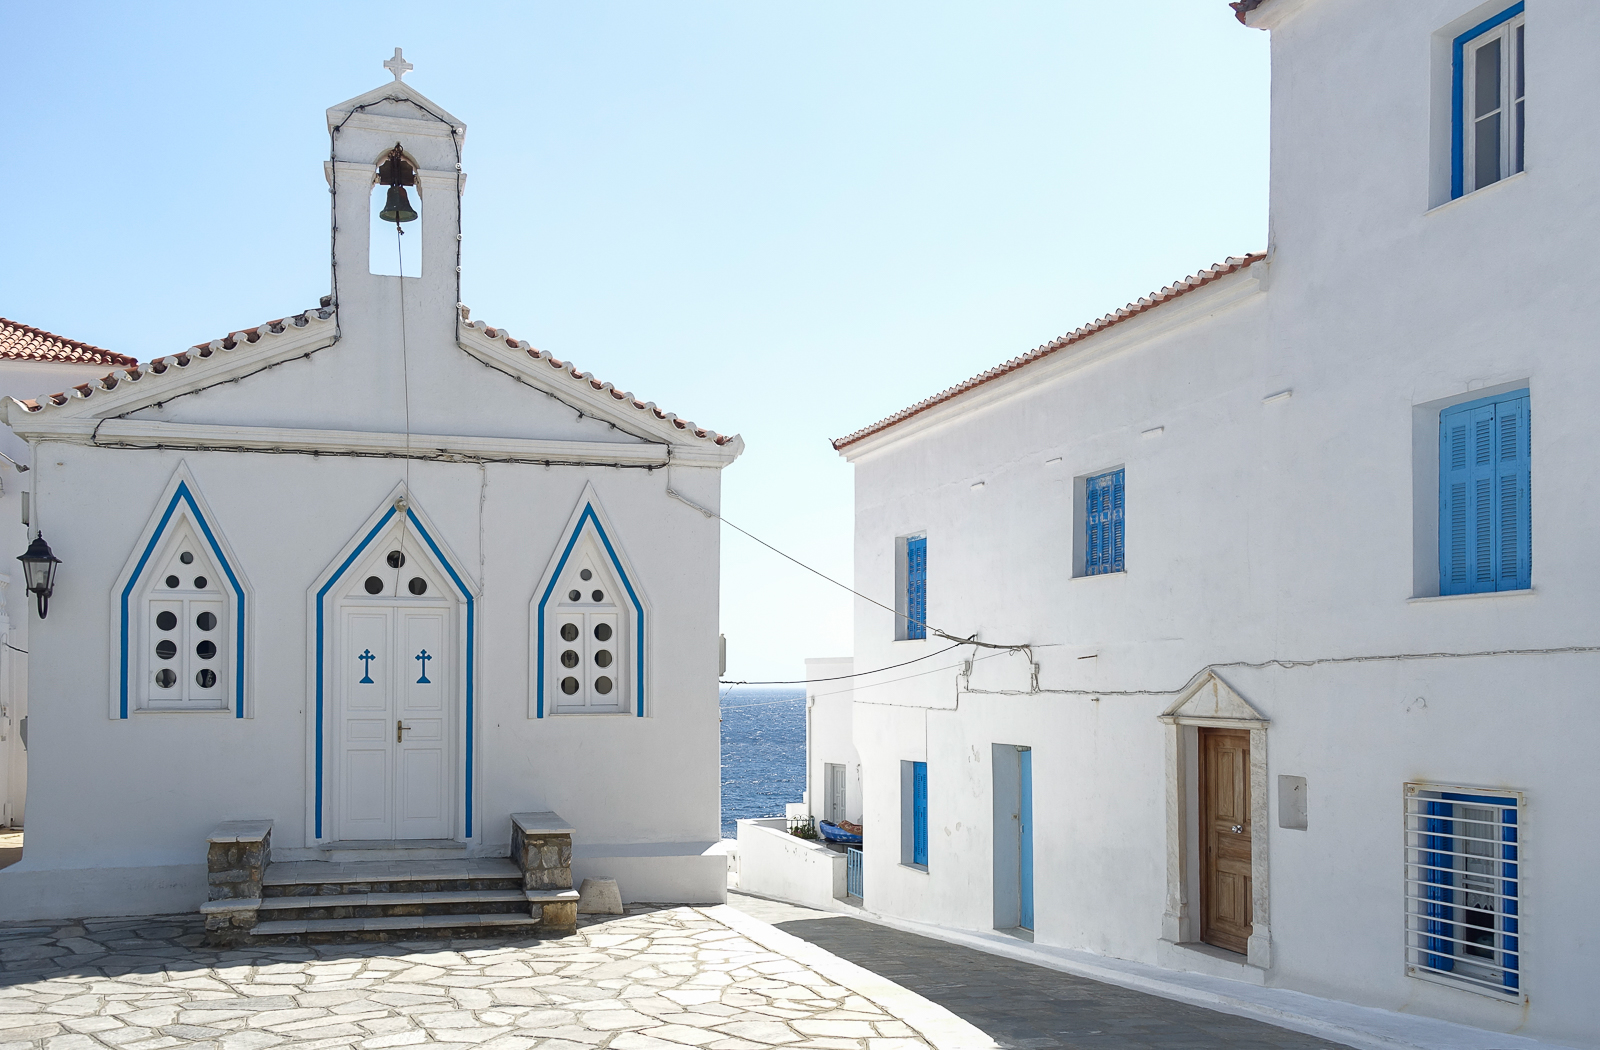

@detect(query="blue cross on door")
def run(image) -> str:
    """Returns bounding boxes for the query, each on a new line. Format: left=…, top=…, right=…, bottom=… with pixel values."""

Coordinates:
left=358, top=649, right=376, bottom=684
left=415, top=649, right=432, bottom=684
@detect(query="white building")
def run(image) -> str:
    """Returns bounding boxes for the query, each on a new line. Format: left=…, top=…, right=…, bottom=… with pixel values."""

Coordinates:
left=819, top=1, right=1598, bottom=1046
left=803, top=656, right=860, bottom=828
left=0, top=56, right=739, bottom=926
left=0, top=319, right=139, bottom=835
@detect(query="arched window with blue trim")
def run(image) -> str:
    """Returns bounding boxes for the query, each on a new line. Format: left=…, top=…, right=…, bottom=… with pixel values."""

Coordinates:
left=110, top=466, right=251, bottom=719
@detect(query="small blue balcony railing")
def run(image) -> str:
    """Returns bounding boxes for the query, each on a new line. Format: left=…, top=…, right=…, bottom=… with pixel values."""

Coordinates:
left=846, top=846, right=864, bottom=902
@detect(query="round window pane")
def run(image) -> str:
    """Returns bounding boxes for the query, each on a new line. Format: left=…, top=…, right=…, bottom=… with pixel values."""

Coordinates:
left=408, top=577, right=428, bottom=595
left=196, top=611, right=218, bottom=632
left=560, top=623, right=579, bottom=642
left=155, top=668, right=177, bottom=689
left=594, top=676, right=613, bottom=695
left=560, top=676, right=580, bottom=695
left=193, top=576, right=207, bottom=589
left=594, top=623, right=613, bottom=641
left=165, top=575, right=180, bottom=588
left=387, top=550, right=406, bottom=569
left=561, top=649, right=579, bottom=668
left=195, top=669, right=217, bottom=688
left=365, top=576, right=384, bottom=594
left=155, top=640, right=177, bottom=660
left=196, top=640, right=216, bottom=660
left=180, top=552, right=194, bottom=564
left=594, top=649, right=612, bottom=668
left=155, top=611, right=178, bottom=632
left=580, top=568, right=592, bottom=581
left=591, top=589, right=604, bottom=602
left=567, top=589, right=581, bottom=601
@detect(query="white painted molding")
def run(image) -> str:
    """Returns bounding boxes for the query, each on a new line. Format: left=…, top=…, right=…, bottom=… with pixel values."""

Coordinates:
left=13, top=417, right=718, bottom=466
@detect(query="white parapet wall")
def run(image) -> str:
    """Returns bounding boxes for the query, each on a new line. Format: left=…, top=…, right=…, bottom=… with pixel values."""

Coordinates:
left=735, top=819, right=847, bottom=911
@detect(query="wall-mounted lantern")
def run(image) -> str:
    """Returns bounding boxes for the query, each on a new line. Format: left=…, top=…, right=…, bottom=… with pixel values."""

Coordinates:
left=17, top=533, right=60, bottom=618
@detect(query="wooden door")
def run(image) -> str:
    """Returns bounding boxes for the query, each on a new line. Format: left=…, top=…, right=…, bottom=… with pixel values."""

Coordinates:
left=1199, top=728, right=1252, bottom=953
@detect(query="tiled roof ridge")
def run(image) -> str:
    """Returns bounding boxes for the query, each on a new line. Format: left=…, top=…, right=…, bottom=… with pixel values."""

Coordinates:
left=458, top=307, right=738, bottom=447
left=831, top=252, right=1267, bottom=451
left=9, top=303, right=737, bottom=449
left=0, top=317, right=138, bottom=368
left=10, top=307, right=336, bottom=415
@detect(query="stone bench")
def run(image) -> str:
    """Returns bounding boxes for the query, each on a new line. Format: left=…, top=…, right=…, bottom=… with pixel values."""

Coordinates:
left=203, top=819, right=272, bottom=944
left=511, top=812, right=577, bottom=933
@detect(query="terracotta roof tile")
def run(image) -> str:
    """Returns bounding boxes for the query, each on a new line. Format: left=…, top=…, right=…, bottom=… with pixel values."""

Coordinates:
left=832, top=253, right=1266, bottom=451
left=1230, top=0, right=1267, bottom=24
left=0, top=317, right=137, bottom=368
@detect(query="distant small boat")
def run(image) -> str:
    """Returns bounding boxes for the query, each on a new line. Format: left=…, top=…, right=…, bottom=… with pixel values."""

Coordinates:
left=818, top=820, right=863, bottom=844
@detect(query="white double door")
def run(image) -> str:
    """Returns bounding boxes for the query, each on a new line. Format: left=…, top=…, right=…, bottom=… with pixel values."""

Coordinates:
left=338, top=601, right=452, bottom=840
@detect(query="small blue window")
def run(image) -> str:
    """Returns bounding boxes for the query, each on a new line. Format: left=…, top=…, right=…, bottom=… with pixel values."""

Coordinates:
left=905, top=535, right=927, bottom=640
left=912, top=761, right=929, bottom=867
left=1085, top=469, right=1125, bottom=575
left=1439, top=390, right=1529, bottom=594
left=1452, top=4, right=1525, bottom=200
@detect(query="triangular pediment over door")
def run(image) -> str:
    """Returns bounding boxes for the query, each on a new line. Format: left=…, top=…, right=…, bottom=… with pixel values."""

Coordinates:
left=1159, top=671, right=1268, bottom=729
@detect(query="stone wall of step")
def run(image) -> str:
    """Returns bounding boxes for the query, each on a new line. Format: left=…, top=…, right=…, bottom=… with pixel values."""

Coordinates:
left=199, top=813, right=580, bottom=946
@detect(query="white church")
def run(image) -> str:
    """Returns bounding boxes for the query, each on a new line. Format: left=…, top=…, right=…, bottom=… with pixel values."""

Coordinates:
left=787, top=0, right=1599, bottom=1047
left=0, top=54, right=739, bottom=936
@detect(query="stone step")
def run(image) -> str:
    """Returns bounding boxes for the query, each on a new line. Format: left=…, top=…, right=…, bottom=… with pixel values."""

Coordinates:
left=262, top=858, right=523, bottom=896
left=249, top=912, right=552, bottom=944
left=257, top=889, right=531, bottom=921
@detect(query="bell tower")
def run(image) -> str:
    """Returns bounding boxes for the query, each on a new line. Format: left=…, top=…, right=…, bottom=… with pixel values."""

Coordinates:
left=325, top=50, right=467, bottom=342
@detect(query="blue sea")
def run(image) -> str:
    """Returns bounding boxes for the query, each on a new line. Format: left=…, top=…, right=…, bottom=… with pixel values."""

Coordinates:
left=720, top=686, right=806, bottom=838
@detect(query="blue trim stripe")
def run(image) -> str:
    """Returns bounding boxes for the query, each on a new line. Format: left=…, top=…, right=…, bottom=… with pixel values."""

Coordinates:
left=536, top=505, right=646, bottom=718
left=1452, top=3, right=1524, bottom=200
left=313, top=506, right=476, bottom=840
left=118, top=481, right=247, bottom=719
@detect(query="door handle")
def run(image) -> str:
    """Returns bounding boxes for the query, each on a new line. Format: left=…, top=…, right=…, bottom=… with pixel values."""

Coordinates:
left=397, top=720, right=411, bottom=742
left=1230, top=824, right=1244, bottom=834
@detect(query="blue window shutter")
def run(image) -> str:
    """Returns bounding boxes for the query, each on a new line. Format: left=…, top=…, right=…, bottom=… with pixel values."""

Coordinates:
left=1085, top=469, right=1125, bottom=575
left=905, top=536, right=927, bottom=640
left=912, top=761, right=929, bottom=866
left=1439, top=391, right=1530, bottom=595
left=1496, top=396, right=1531, bottom=590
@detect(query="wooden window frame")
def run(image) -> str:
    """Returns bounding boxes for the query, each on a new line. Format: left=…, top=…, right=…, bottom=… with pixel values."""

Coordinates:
left=1453, top=5, right=1526, bottom=199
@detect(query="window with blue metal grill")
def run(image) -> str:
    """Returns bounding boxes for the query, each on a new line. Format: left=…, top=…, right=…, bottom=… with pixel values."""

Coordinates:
left=1084, top=469, right=1125, bottom=575
left=912, top=761, right=929, bottom=867
left=1439, top=391, right=1529, bottom=594
left=1405, top=784, right=1524, bottom=999
left=904, top=535, right=927, bottom=640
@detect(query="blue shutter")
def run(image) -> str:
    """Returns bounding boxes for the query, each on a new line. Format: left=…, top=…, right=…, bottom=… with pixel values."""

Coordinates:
left=912, top=761, right=929, bottom=866
left=1439, top=391, right=1529, bottom=595
left=905, top=536, right=927, bottom=640
left=1085, top=468, right=1126, bottom=576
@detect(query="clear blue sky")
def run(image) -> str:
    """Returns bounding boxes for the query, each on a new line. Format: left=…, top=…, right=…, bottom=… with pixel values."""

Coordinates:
left=1, top=2, right=1268, bottom=680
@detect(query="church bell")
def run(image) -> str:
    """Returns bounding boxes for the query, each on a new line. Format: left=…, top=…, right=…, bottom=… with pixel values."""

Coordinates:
left=379, top=184, right=418, bottom=224
left=377, top=143, right=418, bottom=224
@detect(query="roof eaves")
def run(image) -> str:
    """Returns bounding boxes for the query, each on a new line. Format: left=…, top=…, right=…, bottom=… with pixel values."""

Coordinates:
left=457, top=308, right=741, bottom=450
left=0, top=317, right=138, bottom=368
left=7, top=307, right=335, bottom=419
left=831, top=252, right=1267, bottom=452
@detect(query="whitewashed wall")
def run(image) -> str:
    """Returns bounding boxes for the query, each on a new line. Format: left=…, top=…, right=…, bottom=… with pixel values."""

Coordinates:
left=0, top=359, right=118, bottom=831
left=804, top=656, right=860, bottom=825
left=835, top=1, right=1600, bottom=1045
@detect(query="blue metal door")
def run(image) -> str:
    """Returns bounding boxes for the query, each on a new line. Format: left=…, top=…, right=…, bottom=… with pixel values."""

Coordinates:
left=1019, top=748, right=1034, bottom=930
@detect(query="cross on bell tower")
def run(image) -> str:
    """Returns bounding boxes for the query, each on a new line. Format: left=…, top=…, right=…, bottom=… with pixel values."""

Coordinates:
left=383, top=48, right=413, bottom=82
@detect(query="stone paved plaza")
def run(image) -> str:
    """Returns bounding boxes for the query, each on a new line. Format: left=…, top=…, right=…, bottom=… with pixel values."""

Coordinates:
left=0, top=906, right=939, bottom=1050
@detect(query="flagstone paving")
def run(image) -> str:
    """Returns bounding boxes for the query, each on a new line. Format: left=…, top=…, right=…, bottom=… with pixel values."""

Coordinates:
left=0, top=906, right=934, bottom=1050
